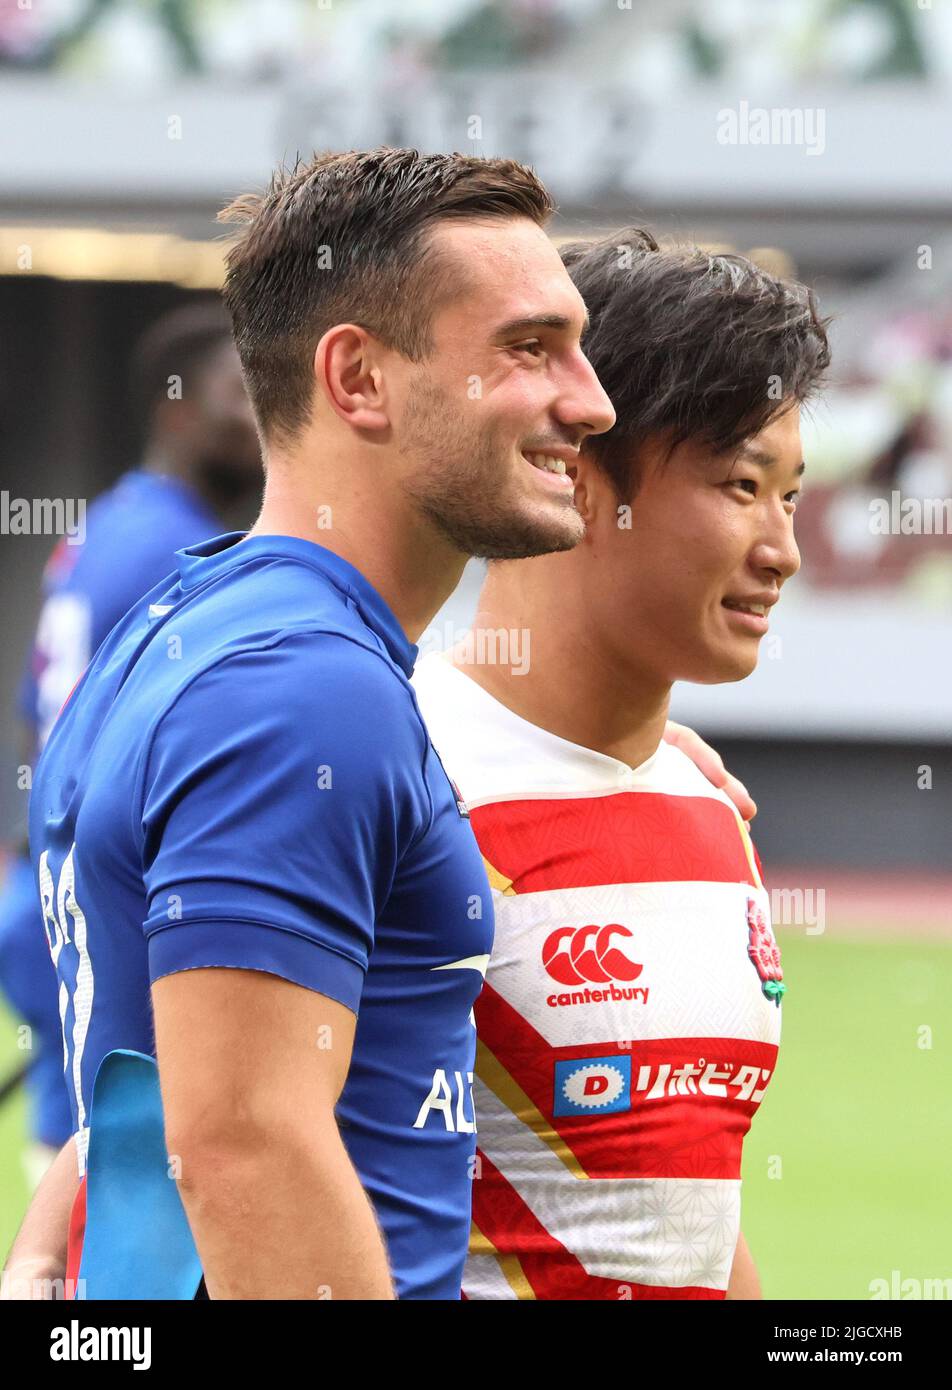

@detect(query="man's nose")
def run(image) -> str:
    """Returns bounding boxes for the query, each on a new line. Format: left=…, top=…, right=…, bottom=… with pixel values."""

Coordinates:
left=556, top=353, right=616, bottom=440
left=751, top=511, right=801, bottom=584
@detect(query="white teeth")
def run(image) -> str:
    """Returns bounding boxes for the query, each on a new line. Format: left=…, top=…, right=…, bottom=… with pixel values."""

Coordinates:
left=725, top=600, right=768, bottom=616
left=528, top=453, right=567, bottom=475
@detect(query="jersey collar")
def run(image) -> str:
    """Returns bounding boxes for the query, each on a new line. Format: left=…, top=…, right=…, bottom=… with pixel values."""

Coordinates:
left=174, top=532, right=418, bottom=677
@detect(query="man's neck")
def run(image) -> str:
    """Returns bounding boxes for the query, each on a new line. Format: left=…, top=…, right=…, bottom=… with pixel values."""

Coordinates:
left=246, top=444, right=467, bottom=645
left=454, top=561, right=671, bottom=771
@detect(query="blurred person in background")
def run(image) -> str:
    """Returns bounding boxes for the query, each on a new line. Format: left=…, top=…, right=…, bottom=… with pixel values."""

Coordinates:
left=0, top=301, right=260, bottom=1187
left=413, top=231, right=830, bottom=1300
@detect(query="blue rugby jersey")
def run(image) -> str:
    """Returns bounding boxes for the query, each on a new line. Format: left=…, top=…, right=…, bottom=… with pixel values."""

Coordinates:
left=29, top=532, right=493, bottom=1299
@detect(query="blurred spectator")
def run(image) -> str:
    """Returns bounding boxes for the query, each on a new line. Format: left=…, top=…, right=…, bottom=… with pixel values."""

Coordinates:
left=796, top=303, right=952, bottom=596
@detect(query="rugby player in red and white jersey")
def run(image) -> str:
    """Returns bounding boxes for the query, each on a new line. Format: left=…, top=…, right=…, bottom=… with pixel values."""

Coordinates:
left=412, top=231, right=830, bottom=1300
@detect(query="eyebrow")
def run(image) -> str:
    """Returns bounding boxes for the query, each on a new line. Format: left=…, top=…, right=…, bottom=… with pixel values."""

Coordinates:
left=737, top=444, right=806, bottom=475
left=491, top=312, right=590, bottom=340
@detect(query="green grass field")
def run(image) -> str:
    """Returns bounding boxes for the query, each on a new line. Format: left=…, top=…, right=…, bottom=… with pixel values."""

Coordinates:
left=742, top=928, right=952, bottom=1299
left=0, top=1004, right=31, bottom=1260
left=1, top=926, right=950, bottom=1297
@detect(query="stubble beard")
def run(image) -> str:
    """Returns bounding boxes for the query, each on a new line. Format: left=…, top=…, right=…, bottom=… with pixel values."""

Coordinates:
left=398, top=378, right=584, bottom=561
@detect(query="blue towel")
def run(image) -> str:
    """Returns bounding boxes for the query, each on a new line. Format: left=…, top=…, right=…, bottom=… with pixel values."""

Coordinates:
left=78, top=1050, right=203, bottom=1300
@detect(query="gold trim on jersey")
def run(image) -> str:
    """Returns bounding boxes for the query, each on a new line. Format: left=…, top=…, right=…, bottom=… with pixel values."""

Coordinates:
left=470, top=1220, right=537, bottom=1300
left=732, top=810, right=764, bottom=891
left=475, top=1038, right=589, bottom=1179
left=483, top=856, right=516, bottom=895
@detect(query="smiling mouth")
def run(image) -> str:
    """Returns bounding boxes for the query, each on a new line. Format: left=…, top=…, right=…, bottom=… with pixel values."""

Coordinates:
left=523, top=451, right=569, bottom=476
left=722, top=599, right=771, bottom=617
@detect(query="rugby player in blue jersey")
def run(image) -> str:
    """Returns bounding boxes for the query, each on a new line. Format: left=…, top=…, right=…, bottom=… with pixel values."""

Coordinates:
left=0, top=304, right=259, bottom=1185
left=5, top=148, right=619, bottom=1301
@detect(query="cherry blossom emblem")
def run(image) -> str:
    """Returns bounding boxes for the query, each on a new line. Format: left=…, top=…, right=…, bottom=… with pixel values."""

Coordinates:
left=746, top=897, right=786, bottom=1003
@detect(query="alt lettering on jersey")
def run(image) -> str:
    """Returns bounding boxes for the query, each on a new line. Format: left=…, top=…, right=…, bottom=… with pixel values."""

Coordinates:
left=413, top=1068, right=476, bottom=1132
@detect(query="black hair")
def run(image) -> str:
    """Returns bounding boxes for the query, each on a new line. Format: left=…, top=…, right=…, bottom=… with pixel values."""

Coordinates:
left=561, top=229, right=831, bottom=497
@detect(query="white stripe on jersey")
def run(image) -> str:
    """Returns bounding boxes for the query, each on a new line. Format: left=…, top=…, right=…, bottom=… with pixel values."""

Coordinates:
left=487, top=879, right=779, bottom=1048
left=462, top=1252, right=521, bottom=1301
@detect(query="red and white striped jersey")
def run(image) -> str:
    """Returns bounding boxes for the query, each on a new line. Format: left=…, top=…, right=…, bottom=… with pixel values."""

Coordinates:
left=411, top=653, right=783, bottom=1301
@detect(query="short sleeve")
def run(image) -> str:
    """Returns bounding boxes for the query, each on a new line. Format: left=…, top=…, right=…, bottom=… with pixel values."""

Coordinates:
left=139, top=632, right=429, bottom=1014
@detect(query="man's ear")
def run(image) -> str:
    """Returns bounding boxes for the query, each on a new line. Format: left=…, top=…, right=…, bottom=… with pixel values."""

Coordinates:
left=315, top=324, right=391, bottom=432
left=570, top=451, right=600, bottom=526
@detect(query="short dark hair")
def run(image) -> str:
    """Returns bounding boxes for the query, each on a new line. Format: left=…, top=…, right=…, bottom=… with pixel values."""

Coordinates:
left=560, top=229, right=831, bottom=499
left=219, top=146, right=554, bottom=444
left=131, top=300, right=233, bottom=424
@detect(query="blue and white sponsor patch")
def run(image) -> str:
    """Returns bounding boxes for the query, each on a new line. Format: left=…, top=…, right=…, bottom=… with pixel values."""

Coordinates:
left=553, top=1055, right=632, bottom=1116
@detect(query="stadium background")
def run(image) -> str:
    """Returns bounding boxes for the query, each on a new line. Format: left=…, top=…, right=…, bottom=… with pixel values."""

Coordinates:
left=0, top=0, right=949, bottom=1299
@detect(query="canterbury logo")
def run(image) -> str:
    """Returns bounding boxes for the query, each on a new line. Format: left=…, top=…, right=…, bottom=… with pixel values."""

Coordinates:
left=541, top=924, right=643, bottom=986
